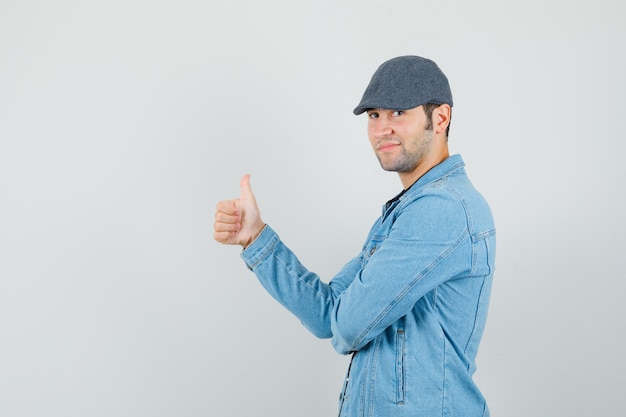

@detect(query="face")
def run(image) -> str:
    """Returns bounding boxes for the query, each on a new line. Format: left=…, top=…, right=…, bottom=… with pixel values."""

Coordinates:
left=367, top=106, right=434, bottom=174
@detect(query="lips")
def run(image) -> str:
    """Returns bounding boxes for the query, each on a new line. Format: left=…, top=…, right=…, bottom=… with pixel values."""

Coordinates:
left=377, top=141, right=400, bottom=152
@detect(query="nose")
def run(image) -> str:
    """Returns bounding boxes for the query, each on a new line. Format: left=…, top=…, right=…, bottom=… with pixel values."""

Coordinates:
left=369, top=117, right=393, bottom=138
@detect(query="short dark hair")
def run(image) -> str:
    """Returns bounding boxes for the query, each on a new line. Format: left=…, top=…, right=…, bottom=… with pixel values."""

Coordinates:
left=423, top=103, right=451, bottom=137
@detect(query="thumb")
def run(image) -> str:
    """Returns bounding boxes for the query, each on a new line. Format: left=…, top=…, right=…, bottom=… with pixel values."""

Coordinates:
left=239, top=174, right=255, bottom=201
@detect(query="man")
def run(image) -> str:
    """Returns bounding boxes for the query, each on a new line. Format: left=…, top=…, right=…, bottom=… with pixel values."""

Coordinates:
left=214, top=55, right=496, bottom=417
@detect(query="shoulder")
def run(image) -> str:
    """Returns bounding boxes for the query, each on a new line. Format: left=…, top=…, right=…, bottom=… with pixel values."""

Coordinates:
left=401, top=176, right=467, bottom=214
left=390, top=187, right=468, bottom=241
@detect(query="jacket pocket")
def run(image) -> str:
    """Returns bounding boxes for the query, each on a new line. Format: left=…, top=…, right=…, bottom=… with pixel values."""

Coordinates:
left=395, top=329, right=406, bottom=404
left=363, top=234, right=387, bottom=261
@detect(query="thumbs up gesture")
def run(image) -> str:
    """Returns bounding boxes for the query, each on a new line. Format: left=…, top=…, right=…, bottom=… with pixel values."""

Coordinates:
left=214, top=175, right=265, bottom=247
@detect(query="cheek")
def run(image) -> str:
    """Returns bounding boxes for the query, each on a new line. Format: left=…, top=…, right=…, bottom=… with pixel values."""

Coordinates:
left=367, top=126, right=376, bottom=147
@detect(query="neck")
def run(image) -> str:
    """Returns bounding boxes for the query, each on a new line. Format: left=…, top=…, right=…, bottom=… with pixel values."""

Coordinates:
left=399, top=141, right=449, bottom=189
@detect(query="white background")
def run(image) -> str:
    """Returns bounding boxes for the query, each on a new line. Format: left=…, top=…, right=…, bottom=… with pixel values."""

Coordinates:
left=1, top=0, right=624, bottom=416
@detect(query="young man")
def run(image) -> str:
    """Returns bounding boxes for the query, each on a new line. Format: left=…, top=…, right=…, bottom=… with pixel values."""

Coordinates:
left=214, top=55, right=496, bottom=417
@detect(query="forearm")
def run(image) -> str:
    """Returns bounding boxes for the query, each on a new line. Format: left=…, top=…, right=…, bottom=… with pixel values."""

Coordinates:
left=241, top=225, right=343, bottom=338
left=329, top=199, right=471, bottom=354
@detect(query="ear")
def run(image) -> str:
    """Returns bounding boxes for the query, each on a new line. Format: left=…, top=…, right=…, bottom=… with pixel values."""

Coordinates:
left=433, top=104, right=451, bottom=135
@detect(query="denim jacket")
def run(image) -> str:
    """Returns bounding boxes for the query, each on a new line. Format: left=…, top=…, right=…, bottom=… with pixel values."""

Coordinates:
left=241, top=155, right=496, bottom=417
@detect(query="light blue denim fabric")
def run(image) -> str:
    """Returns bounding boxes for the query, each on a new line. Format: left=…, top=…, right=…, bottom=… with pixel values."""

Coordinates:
left=241, top=154, right=496, bottom=417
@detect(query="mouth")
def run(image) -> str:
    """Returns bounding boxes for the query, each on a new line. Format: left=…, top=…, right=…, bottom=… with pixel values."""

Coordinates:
left=377, top=141, right=400, bottom=152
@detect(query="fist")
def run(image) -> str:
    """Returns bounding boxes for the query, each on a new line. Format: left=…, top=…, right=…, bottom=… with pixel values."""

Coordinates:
left=214, top=174, right=265, bottom=247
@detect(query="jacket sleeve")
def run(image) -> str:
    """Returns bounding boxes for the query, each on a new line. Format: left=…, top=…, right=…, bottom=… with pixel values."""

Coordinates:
left=241, top=225, right=362, bottom=339
left=241, top=190, right=472, bottom=354
left=329, top=191, right=472, bottom=354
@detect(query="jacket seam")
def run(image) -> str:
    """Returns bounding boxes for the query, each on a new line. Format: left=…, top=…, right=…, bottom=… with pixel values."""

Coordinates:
left=463, top=276, right=488, bottom=358
left=272, top=251, right=334, bottom=301
left=244, top=229, right=279, bottom=269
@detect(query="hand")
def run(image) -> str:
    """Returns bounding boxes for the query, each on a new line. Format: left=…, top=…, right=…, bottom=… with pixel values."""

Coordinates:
left=214, top=174, right=265, bottom=247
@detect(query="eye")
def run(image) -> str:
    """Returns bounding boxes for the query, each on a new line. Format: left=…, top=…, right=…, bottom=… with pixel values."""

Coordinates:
left=367, top=111, right=379, bottom=119
left=392, top=110, right=404, bottom=117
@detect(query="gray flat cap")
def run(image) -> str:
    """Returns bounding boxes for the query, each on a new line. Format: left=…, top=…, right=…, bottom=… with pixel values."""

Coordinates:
left=353, top=55, right=453, bottom=115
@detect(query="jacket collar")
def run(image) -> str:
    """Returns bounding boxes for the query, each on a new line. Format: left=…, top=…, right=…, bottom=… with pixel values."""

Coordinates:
left=384, top=154, right=465, bottom=213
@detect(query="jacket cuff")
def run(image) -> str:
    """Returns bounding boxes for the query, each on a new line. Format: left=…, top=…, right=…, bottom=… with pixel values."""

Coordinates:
left=240, top=224, right=278, bottom=270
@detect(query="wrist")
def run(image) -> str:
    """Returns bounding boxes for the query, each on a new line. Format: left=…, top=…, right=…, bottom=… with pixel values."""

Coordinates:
left=242, top=222, right=266, bottom=249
